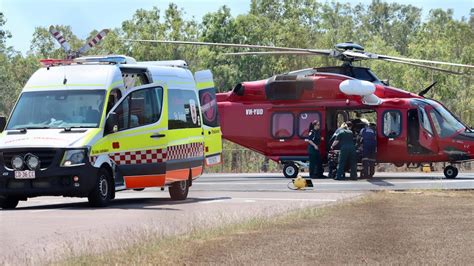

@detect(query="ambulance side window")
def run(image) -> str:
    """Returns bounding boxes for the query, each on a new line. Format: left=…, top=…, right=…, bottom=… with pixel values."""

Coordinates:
left=168, top=89, right=200, bottom=129
left=113, top=87, right=162, bottom=131
left=199, top=87, right=220, bottom=127
left=114, top=96, right=129, bottom=130
left=106, top=89, right=122, bottom=114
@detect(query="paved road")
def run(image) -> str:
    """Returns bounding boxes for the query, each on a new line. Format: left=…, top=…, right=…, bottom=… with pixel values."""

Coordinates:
left=1, top=172, right=473, bottom=264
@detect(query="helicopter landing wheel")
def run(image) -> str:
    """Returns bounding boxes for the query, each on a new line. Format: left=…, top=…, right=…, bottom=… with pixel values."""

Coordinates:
left=444, top=165, right=458, bottom=179
left=283, top=163, right=299, bottom=179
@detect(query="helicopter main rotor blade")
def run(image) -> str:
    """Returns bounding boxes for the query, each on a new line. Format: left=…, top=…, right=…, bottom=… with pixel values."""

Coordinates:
left=343, top=50, right=469, bottom=74
left=224, top=51, right=318, bottom=56
left=78, top=29, right=110, bottom=55
left=377, top=54, right=473, bottom=69
left=49, top=26, right=71, bottom=53
left=123, top=39, right=332, bottom=55
left=343, top=50, right=473, bottom=70
left=381, top=58, right=466, bottom=75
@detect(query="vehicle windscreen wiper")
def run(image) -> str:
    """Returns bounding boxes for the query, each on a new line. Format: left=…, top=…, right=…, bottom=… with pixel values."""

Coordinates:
left=7, top=126, right=50, bottom=134
left=62, top=126, right=93, bottom=132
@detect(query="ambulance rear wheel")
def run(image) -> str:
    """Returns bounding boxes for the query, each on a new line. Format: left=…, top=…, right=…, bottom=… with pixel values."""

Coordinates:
left=88, top=168, right=112, bottom=207
left=0, top=196, right=19, bottom=210
left=444, top=165, right=458, bottom=179
left=283, top=163, right=298, bottom=179
left=169, top=180, right=189, bottom=200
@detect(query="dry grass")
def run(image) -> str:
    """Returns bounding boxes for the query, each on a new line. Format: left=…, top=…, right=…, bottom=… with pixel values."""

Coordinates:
left=58, top=190, right=474, bottom=265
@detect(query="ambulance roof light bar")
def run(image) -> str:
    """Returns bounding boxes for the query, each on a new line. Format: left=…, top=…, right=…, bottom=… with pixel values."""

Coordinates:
left=40, top=59, right=74, bottom=67
left=74, top=55, right=137, bottom=64
left=40, top=55, right=137, bottom=67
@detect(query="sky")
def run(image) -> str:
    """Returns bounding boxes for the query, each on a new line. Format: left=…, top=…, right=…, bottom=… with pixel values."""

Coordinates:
left=1, top=0, right=472, bottom=55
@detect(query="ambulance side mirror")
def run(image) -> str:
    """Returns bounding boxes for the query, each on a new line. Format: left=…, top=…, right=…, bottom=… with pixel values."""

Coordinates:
left=105, top=112, right=119, bottom=135
left=0, top=116, right=6, bottom=132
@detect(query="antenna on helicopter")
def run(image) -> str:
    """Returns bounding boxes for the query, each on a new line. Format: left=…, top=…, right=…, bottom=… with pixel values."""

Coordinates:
left=49, top=26, right=109, bottom=59
left=418, top=81, right=437, bottom=97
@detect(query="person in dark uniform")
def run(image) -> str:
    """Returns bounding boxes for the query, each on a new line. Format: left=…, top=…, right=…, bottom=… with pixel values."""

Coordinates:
left=359, top=123, right=377, bottom=178
left=327, top=122, right=346, bottom=179
left=307, top=120, right=324, bottom=179
left=331, top=121, right=357, bottom=180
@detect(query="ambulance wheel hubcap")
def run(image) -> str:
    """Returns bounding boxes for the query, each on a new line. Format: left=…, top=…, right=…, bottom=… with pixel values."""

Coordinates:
left=99, top=176, right=108, bottom=198
left=179, top=181, right=187, bottom=190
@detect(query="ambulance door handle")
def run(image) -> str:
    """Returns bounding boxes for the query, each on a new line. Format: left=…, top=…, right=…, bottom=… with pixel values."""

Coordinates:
left=150, top=133, right=166, bottom=138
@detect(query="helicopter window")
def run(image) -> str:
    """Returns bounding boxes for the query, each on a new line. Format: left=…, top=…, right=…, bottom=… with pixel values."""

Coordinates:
left=382, top=111, right=401, bottom=138
left=272, top=112, right=294, bottom=139
left=352, top=68, right=377, bottom=82
left=298, top=112, right=321, bottom=138
left=418, top=107, right=433, bottom=135
left=429, top=109, right=461, bottom=138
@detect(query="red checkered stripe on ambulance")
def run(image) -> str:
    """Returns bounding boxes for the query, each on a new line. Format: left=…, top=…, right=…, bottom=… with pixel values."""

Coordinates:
left=90, top=148, right=167, bottom=165
left=167, top=142, right=204, bottom=161
left=89, top=143, right=204, bottom=165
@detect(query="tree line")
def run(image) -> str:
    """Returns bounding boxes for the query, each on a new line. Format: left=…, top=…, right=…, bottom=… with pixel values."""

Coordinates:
left=0, top=0, right=472, bottom=172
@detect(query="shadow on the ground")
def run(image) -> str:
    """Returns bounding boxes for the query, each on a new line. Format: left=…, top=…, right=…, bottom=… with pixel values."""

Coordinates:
left=11, top=196, right=232, bottom=211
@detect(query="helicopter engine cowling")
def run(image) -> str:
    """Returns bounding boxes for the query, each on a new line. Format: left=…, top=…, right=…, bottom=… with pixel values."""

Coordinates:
left=339, top=79, right=382, bottom=105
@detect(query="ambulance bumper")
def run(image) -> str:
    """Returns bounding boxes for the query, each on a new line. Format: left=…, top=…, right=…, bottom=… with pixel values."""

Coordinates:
left=0, top=164, right=98, bottom=198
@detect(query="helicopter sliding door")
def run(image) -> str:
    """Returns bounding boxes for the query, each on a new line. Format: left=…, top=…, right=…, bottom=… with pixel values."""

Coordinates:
left=417, top=106, right=438, bottom=153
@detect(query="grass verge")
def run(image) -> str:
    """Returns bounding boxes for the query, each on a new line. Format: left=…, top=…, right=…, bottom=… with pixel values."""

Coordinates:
left=57, top=190, right=474, bottom=265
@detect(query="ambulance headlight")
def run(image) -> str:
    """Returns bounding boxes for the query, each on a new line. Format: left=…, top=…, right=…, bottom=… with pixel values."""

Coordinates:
left=25, top=154, right=40, bottom=170
left=11, top=155, right=24, bottom=170
left=61, top=150, right=86, bottom=167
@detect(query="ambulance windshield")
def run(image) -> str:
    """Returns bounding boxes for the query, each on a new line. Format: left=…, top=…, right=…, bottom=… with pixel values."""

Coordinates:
left=7, top=90, right=106, bottom=130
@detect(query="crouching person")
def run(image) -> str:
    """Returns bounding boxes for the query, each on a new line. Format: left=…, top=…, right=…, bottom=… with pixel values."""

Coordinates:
left=331, top=121, right=357, bottom=180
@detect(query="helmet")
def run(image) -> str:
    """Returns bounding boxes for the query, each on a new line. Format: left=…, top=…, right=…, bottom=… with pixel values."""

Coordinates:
left=293, top=176, right=307, bottom=189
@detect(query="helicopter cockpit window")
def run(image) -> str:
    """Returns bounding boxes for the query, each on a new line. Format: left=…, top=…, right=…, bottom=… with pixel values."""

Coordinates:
left=298, top=112, right=321, bottom=138
left=272, top=113, right=294, bottom=139
left=418, top=107, right=433, bottom=135
left=429, top=109, right=462, bottom=138
left=382, top=111, right=401, bottom=138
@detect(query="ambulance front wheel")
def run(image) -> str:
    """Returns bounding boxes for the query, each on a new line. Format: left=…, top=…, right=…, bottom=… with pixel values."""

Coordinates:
left=444, top=165, right=458, bottom=179
left=169, top=180, right=189, bottom=200
left=0, top=195, right=20, bottom=210
left=88, top=168, right=113, bottom=207
left=283, top=163, right=299, bottom=179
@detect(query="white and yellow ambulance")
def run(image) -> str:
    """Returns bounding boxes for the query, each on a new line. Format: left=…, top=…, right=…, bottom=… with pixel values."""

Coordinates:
left=0, top=56, right=222, bottom=209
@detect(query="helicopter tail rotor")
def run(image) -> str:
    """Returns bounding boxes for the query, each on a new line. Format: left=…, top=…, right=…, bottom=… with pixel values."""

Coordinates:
left=49, top=26, right=71, bottom=54
left=48, top=26, right=109, bottom=59
left=78, top=29, right=110, bottom=55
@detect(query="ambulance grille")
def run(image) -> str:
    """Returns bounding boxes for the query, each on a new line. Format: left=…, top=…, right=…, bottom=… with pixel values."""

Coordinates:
left=2, top=149, right=57, bottom=170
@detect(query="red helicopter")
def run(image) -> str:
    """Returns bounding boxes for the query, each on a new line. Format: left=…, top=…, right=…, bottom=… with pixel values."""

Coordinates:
left=131, top=40, right=474, bottom=179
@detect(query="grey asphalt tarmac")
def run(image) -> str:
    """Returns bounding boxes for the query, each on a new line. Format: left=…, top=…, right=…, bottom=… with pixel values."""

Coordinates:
left=1, top=171, right=473, bottom=264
